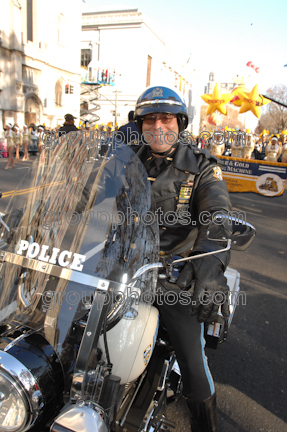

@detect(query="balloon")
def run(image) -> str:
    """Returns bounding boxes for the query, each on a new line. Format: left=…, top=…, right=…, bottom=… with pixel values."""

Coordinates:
left=231, top=85, right=250, bottom=107
left=246, top=61, right=260, bottom=73
left=237, top=84, right=271, bottom=118
left=208, top=112, right=222, bottom=126
left=201, top=83, right=233, bottom=115
left=207, top=115, right=214, bottom=125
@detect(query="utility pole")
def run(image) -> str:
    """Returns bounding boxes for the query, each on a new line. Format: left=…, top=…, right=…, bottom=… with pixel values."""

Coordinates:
left=113, top=90, right=122, bottom=127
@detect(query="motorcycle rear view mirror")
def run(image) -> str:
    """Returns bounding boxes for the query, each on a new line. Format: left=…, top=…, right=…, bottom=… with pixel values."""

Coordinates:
left=208, top=214, right=256, bottom=251
left=129, top=215, right=256, bottom=277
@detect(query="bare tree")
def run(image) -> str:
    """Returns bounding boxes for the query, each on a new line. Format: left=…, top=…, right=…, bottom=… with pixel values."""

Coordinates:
left=255, top=112, right=277, bottom=135
left=257, top=85, right=287, bottom=133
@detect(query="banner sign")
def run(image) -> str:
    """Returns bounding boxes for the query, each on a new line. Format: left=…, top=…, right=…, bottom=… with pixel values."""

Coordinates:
left=217, top=155, right=287, bottom=197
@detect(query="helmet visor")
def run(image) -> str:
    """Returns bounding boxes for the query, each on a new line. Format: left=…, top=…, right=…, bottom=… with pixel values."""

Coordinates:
left=136, top=100, right=183, bottom=117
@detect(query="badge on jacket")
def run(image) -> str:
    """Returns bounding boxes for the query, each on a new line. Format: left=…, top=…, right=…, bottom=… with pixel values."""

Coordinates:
left=212, top=166, right=223, bottom=181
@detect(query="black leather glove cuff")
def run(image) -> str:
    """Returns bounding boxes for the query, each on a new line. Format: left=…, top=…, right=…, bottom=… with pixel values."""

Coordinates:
left=177, top=255, right=230, bottom=323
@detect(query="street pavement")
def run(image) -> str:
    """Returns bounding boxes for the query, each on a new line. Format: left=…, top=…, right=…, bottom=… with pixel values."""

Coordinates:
left=0, top=157, right=286, bottom=431
left=0, top=156, right=37, bottom=212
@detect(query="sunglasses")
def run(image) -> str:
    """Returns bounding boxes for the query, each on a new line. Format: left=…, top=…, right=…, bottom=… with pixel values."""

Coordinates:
left=143, top=114, right=176, bottom=125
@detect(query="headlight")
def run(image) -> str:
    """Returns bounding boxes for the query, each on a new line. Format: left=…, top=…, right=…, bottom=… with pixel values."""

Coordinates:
left=0, top=373, right=28, bottom=431
left=0, top=351, right=43, bottom=432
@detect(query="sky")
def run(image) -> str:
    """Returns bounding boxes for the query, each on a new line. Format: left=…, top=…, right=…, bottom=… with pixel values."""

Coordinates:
left=83, top=0, right=287, bottom=94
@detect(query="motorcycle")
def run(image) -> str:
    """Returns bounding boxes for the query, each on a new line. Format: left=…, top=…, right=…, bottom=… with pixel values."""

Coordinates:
left=0, top=138, right=255, bottom=432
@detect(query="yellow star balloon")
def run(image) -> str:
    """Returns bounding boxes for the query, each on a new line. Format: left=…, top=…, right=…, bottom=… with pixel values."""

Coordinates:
left=230, top=85, right=250, bottom=107
left=237, top=84, right=270, bottom=118
left=201, top=83, right=233, bottom=115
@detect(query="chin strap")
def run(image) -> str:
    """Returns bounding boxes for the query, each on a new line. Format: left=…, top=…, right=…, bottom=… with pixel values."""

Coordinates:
left=150, top=142, right=178, bottom=157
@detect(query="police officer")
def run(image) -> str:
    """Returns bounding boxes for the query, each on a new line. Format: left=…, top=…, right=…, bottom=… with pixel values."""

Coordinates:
left=133, top=86, right=232, bottom=432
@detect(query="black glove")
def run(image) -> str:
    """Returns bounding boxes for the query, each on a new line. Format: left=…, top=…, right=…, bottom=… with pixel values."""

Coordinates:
left=177, top=255, right=230, bottom=324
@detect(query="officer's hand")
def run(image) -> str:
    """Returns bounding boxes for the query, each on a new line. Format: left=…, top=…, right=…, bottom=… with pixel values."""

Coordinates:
left=177, top=255, right=230, bottom=324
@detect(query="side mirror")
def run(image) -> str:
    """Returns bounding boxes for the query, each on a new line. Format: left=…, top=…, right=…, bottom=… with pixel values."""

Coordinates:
left=211, top=214, right=256, bottom=251
left=170, top=214, right=256, bottom=268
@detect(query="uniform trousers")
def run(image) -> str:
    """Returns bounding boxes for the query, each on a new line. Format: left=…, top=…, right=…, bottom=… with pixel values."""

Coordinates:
left=155, top=280, right=215, bottom=401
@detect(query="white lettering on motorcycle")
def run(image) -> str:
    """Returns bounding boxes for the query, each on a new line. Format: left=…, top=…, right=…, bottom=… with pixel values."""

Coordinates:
left=16, top=240, right=86, bottom=272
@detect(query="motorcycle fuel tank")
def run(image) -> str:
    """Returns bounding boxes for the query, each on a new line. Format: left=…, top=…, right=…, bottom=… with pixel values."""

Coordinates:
left=98, top=304, right=159, bottom=384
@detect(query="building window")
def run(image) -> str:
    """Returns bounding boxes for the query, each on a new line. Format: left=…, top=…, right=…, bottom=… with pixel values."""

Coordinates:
left=81, top=49, right=92, bottom=67
left=23, top=66, right=35, bottom=84
left=27, top=0, right=33, bottom=42
left=146, top=56, right=152, bottom=87
left=55, top=80, right=62, bottom=107
left=29, top=69, right=34, bottom=83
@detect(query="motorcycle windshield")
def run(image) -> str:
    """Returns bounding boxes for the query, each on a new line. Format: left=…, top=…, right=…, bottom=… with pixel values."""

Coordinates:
left=0, top=140, right=159, bottom=357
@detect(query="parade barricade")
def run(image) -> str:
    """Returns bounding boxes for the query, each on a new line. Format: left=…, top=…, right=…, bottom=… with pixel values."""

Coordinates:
left=217, top=155, right=287, bottom=197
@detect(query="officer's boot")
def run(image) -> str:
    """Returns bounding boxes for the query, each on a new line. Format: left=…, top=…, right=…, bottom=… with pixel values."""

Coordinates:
left=185, top=393, right=217, bottom=432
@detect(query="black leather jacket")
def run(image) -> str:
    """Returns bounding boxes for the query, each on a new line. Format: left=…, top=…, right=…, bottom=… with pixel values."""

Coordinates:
left=77, top=142, right=232, bottom=269
left=135, top=142, right=232, bottom=268
left=58, top=124, right=79, bottom=136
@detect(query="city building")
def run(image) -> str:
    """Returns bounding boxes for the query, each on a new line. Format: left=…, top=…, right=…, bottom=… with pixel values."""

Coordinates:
left=0, top=0, right=82, bottom=137
left=204, top=72, right=236, bottom=94
left=81, top=9, right=201, bottom=134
